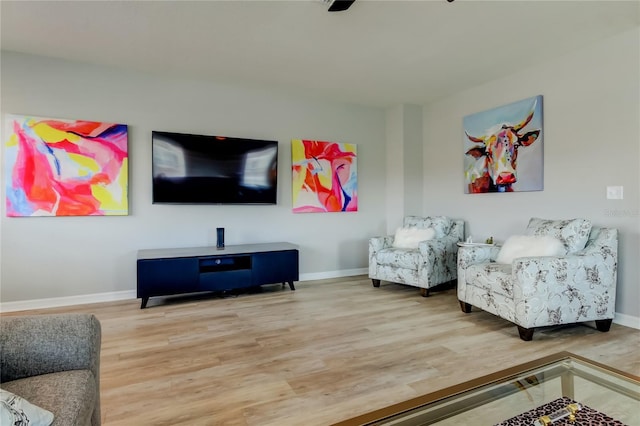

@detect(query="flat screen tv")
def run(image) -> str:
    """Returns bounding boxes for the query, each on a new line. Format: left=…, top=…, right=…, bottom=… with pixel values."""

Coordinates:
left=152, top=131, right=278, bottom=204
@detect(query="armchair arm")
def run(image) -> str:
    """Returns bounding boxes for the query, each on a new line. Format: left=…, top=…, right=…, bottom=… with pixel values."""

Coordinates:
left=513, top=252, right=617, bottom=297
left=457, top=244, right=501, bottom=298
left=418, top=236, right=458, bottom=257
left=457, top=244, right=501, bottom=269
left=512, top=251, right=618, bottom=326
left=369, top=235, right=394, bottom=252
left=0, top=314, right=101, bottom=383
left=417, top=236, right=460, bottom=286
left=369, top=236, right=394, bottom=277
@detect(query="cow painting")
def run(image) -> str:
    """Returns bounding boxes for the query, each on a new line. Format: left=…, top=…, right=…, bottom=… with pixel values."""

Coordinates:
left=463, top=95, right=543, bottom=193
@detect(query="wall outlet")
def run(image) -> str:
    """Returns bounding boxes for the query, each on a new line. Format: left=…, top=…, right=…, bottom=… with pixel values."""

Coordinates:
left=606, top=186, right=623, bottom=200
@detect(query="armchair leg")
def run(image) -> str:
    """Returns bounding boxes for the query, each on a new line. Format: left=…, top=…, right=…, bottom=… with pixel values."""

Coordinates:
left=420, top=288, right=430, bottom=297
left=517, top=326, right=535, bottom=341
left=459, top=301, right=472, bottom=313
left=595, top=319, right=613, bottom=332
left=371, top=279, right=380, bottom=288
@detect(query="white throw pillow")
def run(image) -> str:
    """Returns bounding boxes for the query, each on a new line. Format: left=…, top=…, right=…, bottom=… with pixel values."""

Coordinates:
left=392, top=227, right=436, bottom=249
left=0, top=389, right=54, bottom=426
left=495, top=235, right=567, bottom=264
left=404, top=216, right=452, bottom=238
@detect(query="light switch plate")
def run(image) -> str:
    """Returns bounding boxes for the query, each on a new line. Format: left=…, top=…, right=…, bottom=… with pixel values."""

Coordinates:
left=606, top=186, right=623, bottom=200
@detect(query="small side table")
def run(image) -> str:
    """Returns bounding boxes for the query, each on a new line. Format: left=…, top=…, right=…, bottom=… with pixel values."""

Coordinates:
left=457, top=242, right=496, bottom=248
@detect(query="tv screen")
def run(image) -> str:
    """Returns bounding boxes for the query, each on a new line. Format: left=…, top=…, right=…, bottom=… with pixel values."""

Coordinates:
left=152, top=131, right=278, bottom=204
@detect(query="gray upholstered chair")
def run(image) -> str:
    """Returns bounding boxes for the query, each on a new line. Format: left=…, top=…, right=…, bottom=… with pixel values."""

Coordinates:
left=369, top=216, right=464, bottom=296
left=0, top=314, right=102, bottom=425
left=457, top=218, right=618, bottom=341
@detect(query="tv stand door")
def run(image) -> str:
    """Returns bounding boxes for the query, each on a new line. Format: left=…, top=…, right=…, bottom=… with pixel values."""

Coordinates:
left=252, top=250, right=299, bottom=288
left=137, top=257, right=199, bottom=308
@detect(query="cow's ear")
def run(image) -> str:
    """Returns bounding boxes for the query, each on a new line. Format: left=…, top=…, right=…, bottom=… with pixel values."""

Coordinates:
left=465, top=146, right=486, bottom=158
left=518, top=130, right=540, bottom=147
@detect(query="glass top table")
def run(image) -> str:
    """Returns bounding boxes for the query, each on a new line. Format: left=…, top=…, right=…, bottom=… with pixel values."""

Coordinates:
left=333, top=351, right=640, bottom=426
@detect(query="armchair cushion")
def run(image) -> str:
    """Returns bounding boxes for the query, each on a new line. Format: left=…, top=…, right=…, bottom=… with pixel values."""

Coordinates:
left=392, top=227, right=435, bottom=249
left=1, top=389, right=54, bottom=426
left=2, top=371, right=96, bottom=426
left=526, top=217, right=592, bottom=254
left=495, top=235, right=566, bottom=264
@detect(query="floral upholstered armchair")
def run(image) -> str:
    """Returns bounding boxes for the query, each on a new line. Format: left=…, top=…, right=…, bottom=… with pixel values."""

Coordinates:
left=369, top=216, right=464, bottom=297
left=457, top=218, right=618, bottom=341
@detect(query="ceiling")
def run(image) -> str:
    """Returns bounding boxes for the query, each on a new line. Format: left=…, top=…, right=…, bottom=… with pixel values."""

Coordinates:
left=1, top=0, right=639, bottom=108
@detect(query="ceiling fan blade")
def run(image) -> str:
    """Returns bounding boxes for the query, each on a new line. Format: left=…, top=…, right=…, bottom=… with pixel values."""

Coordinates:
left=328, top=0, right=356, bottom=12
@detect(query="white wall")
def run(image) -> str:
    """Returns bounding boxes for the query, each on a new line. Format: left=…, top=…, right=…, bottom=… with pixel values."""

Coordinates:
left=423, top=28, right=640, bottom=322
left=2, top=28, right=638, bottom=326
left=384, top=104, right=424, bottom=234
left=385, top=105, right=405, bottom=234
left=0, top=51, right=387, bottom=304
left=402, top=105, right=423, bottom=217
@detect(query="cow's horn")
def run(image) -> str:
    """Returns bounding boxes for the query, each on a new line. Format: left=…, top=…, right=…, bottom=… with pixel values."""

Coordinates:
left=465, top=131, right=484, bottom=143
left=514, top=111, right=534, bottom=131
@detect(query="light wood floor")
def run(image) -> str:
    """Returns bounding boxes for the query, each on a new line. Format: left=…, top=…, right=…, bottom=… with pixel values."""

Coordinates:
left=3, top=276, right=639, bottom=425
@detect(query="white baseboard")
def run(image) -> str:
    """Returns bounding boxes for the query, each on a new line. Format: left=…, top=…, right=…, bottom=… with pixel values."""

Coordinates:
left=0, top=269, right=369, bottom=313
left=0, top=290, right=137, bottom=313
left=299, top=268, right=367, bottom=281
left=2, top=268, right=638, bottom=332
left=614, top=312, right=640, bottom=330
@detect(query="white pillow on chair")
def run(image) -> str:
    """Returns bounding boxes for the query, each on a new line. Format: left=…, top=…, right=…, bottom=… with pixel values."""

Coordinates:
left=392, top=227, right=436, bottom=249
left=496, top=235, right=567, bottom=264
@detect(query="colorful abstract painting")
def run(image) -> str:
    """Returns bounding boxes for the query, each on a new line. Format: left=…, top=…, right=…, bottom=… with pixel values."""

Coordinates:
left=4, top=114, right=128, bottom=216
left=292, top=139, right=357, bottom=213
left=463, top=95, right=543, bottom=193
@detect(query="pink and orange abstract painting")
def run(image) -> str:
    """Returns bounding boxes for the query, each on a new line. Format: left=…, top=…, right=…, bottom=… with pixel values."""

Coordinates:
left=4, top=114, right=128, bottom=217
left=291, top=139, right=357, bottom=213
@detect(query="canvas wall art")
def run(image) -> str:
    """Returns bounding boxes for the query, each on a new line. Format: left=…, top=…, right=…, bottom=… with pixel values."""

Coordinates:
left=291, top=139, right=357, bottom=213
left=4, top=114, right=129, bottom=216
left=463, top=95, right=543, bottom=193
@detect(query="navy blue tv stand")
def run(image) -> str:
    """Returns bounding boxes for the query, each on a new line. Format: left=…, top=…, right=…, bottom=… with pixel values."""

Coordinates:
left=137, top=242, right=299, bottom=308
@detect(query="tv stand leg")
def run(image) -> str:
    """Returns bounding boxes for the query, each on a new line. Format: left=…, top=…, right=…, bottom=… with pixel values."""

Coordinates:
left=287, top=281, right=295, bottom=291
left=140, top=297, right=149, bottom=309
